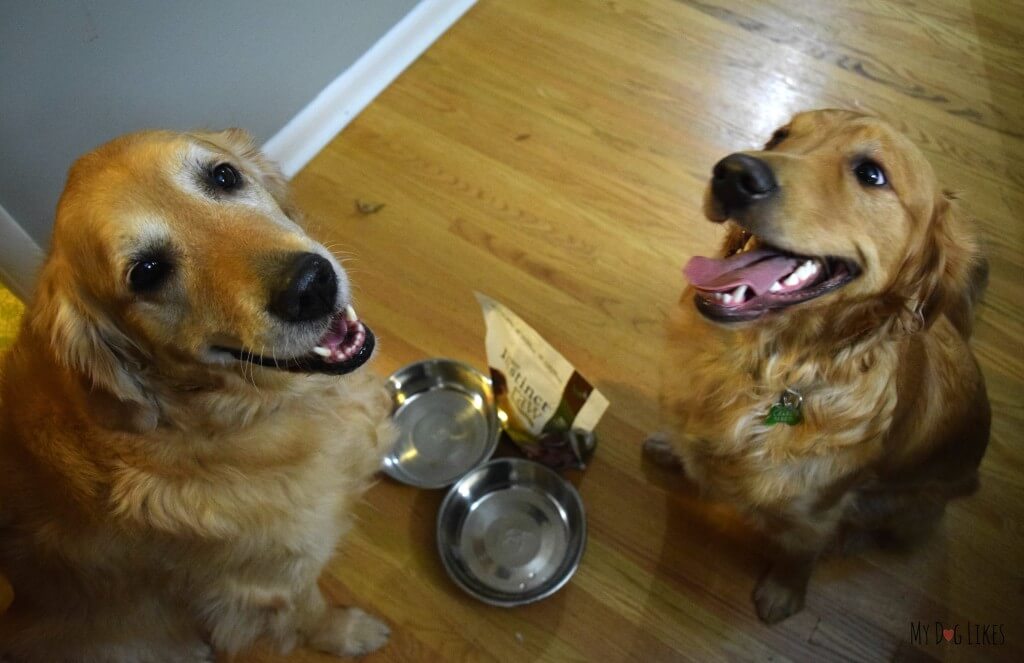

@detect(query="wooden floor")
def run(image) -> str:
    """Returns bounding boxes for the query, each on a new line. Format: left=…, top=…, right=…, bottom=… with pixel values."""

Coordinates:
left=255, top=1, right=1024, bottom=661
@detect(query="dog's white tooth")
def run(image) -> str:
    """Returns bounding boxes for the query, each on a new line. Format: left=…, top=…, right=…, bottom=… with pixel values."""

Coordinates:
left=769, top=281, right=783, bottom=292
left=713, top=292, right=724, bottom=301
left=784, top=273, right=800, bottom=286
left=734, top=285, right=748, bottom=301
left=807, top=262, right=819, bottom=273
left=722, top=293, right=733, bottom=304
left=345, top=305, right=358, bottom=322
left=312, top=346, right=332, bottom=357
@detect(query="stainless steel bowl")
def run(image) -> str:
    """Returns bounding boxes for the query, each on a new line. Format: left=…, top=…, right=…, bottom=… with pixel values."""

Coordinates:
left=383, top=359, right=500, bottom=489
left=436, top=458, right=586, bottom=607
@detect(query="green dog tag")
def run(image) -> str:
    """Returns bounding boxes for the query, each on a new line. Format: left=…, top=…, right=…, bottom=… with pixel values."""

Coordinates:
left=765, top=389, right=803, bottom=426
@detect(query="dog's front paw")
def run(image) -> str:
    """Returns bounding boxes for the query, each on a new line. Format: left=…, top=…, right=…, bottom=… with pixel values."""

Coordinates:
left=643, top=432, right=683, bottom=470
left=309, top=607, right=390, bottom=658
left=340, top=608, right=390, bottom=657
left=753, top=569, right=807, bottom=624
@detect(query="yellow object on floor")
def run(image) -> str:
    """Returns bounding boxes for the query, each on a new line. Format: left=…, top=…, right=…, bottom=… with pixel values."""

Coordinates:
left=0, top=286, right=23, bottom=611
left=0, top=285, right=25, bottom=351
left=0, top=282, right=11, bottom=600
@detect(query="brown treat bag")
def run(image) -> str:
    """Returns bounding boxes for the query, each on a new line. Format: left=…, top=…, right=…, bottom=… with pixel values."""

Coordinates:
left=476, top=293, right=609, bottom=470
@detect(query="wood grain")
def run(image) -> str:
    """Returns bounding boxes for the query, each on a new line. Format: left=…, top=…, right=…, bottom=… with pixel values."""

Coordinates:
left=2, top=0, right=1018, bottom=660
left=252, top=1, right=1024, bottom=661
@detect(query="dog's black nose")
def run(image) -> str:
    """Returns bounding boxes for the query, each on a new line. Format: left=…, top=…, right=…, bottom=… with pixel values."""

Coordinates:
left=711, top=153, right=778, bottom=213
left=270, top=253, right=338, bottom=323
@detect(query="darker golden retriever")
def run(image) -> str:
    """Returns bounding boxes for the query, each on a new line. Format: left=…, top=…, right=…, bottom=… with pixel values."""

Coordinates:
left=648, top=109, right=990, bottom=623
left=0, top=130, right=394, bottom=661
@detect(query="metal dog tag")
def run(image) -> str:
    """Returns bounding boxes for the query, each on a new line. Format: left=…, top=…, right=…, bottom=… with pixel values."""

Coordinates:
left=765, top=389, right=803, bottom=426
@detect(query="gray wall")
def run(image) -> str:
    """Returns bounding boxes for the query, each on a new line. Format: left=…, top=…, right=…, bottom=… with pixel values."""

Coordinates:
left=0, top=0, right=421, bottom=246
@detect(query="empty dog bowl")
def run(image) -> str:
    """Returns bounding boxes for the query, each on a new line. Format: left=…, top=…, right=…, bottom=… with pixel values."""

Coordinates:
left=436, top=458, right=586, bottom=607
left=383, top=359, right=500, bottom=489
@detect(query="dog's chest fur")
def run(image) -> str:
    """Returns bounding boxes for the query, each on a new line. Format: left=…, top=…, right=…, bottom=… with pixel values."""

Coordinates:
left=119, top=374, right=391, bottom=564
left=668, top=336, right=900, bottom=513
left=2, top=367, right=394, bottom=612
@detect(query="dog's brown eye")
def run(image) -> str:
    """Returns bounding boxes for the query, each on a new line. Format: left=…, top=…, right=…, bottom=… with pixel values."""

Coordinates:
left=210, top=163, right=241, bottom=190
left=765, top=128, right=789, bottom=150
left=128, top=259, right=172, bottom=293
left=854, top=160, right=887, bottom=187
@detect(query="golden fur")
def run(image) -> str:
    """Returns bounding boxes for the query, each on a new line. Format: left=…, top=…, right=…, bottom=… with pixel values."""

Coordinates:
left=0, top=130, right=395, bottom=660
left=650, top=110, right=990, bottom=623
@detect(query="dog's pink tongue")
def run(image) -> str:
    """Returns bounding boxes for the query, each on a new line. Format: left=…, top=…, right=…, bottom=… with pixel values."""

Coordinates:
left=684, top=249, right=798, bottom=294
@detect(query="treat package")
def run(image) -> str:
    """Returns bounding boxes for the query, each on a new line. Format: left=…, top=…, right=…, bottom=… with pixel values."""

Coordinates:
left=475, top=292, right=609, bottom=470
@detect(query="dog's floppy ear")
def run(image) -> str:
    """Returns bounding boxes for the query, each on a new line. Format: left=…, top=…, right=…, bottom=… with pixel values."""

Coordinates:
left=763, top=124, right=791, bottom=151
left=194, top=128, right=298, bottom=218
left=897, top=192, right=985, bottom=336
left=30, top=259, right=158, bottom=432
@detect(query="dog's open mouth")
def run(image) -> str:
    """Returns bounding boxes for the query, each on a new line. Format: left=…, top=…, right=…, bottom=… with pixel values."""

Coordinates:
left=215, top=305, right=375, bottom=375
left=684, top=235, right=860, bottom=322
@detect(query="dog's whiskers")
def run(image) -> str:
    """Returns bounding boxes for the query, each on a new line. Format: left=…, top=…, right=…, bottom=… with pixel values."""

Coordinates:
left=245, top=348, right=258, bottom=390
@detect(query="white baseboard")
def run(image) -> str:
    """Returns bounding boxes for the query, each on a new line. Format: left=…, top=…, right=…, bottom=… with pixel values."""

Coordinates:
left=263, top=0, right=477, bottom=177
left=0, top=204, right=43, bottom=302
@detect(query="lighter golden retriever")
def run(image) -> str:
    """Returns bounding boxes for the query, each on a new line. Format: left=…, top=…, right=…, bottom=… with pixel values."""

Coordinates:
left=647, top=109, right=990, bottom=623
left=0, top=130, right=395, bottom=661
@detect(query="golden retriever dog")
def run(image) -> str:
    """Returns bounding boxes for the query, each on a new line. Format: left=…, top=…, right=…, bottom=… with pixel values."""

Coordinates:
left=0, top=130, right=395, bottom=661
left=646, top=109, right=990, bottom=624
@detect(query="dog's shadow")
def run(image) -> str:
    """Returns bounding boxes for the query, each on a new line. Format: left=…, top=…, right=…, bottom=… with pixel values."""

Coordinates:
left=633, top=455, right=951, bottom=656
left=630, top=454, right=812, bottom=653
